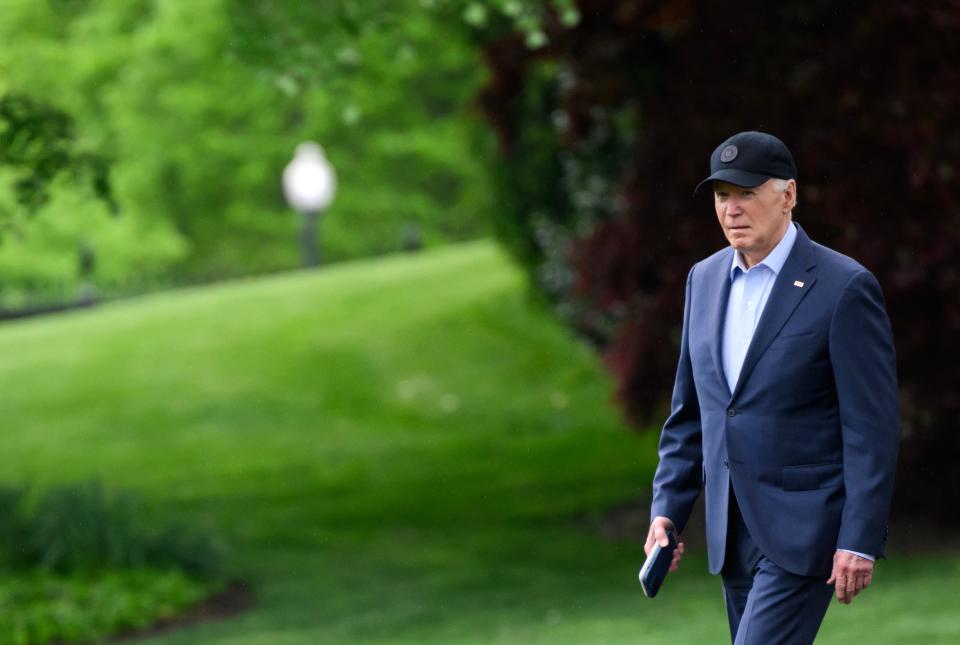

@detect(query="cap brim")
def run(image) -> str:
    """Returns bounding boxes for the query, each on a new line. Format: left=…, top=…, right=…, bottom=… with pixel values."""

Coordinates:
left=693, top=169, right=771, bottom=195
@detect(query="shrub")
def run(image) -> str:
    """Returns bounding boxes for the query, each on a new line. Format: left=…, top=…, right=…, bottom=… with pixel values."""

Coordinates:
left=0, top=481, right=224, bottom=577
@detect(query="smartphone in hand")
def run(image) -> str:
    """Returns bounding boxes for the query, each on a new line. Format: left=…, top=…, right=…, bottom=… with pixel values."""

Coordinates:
left=639, top=530, right=678, bottom=598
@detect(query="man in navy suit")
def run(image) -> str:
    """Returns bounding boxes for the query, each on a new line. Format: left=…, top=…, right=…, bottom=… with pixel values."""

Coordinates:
left=644, top=132, right=900, bottom=644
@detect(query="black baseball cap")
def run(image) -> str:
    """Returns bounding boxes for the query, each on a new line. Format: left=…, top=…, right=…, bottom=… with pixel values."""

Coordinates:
left=694, top=131, right=797, bottom=194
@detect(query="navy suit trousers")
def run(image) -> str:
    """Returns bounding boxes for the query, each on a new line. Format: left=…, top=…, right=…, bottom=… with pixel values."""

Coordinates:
left=721, top=487, right=834, bottom=645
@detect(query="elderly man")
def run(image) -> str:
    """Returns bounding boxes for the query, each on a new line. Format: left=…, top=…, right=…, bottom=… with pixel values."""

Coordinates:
left=644, top=131, right=900, bottom=644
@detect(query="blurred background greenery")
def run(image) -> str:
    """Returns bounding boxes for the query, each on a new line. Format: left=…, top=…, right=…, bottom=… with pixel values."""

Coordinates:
left=0, top=0, right=496, bottom=303
left=0, top=0, right=957, bottom=643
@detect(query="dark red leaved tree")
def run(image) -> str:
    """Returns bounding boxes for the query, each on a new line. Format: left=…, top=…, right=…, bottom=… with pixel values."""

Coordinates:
left=477, top=0, right=960, bottom=521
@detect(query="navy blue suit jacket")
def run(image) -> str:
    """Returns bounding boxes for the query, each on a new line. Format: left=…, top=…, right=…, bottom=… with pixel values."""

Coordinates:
left=650, top=224, right=900, bottom=577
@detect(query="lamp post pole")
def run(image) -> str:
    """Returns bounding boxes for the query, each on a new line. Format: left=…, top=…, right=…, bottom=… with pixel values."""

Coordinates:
left=300, top=208, right=320, bottom=267
left=283, top=142, right=336, bottom=268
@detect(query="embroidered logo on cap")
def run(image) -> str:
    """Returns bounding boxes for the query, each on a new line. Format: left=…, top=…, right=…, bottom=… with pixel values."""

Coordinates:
left=720, top=145, right=738, bottom=163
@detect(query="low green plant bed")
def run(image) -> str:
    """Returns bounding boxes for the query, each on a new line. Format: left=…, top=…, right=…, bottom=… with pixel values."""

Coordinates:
left=0, top=481, right=229, bottom=644
left=0, top=568, right=221, bottom=645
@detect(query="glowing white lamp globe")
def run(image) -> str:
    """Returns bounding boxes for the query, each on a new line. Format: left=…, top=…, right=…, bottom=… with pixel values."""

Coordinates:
left=282, top=142, right=336, bottom=267
left=282, top=142, right=337, bottom=213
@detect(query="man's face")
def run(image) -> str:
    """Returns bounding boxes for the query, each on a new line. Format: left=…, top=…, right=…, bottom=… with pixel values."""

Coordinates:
left=714, top=179, right=796, bottom=267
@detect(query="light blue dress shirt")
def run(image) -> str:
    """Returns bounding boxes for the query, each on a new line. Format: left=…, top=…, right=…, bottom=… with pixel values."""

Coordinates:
left=722, top=221, right=798, bottom=392
left=720, top=221, right=873, bottom=562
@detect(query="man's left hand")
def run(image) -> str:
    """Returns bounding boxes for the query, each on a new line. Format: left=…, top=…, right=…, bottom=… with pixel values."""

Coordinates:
left=826, top=550, right=874, bottom=604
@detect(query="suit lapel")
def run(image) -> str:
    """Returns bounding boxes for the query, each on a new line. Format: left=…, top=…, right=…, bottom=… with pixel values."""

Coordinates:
left=708, top=248, right=734, bottom=397
left=729, top=225, right=818, bottom=401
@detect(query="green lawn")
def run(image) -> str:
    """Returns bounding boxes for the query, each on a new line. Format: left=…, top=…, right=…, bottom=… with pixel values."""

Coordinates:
left=0, top=240, right=955, bottom=643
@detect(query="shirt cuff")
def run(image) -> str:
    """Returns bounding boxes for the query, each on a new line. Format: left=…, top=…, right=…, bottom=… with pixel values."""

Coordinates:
left=839, top=548, right=874, bottom=561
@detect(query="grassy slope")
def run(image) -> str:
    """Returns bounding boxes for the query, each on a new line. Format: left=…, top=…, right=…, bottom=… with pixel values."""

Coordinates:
left=0, top=240, right=955, bottom=643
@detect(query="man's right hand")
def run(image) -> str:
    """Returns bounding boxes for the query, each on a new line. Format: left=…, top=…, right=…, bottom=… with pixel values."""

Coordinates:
left=645, top=516, right=685, bottom=572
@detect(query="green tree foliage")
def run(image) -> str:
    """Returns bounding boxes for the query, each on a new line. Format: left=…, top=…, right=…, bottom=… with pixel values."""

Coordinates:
left=440, top=0, right=581, bottom=48
left=0, top=90, right=178, bottom=302
left=0, top=93, right=112, bottom=212
left=0, top=0, right=493, bottom=295
left=474, top=0, right=960, bottom=520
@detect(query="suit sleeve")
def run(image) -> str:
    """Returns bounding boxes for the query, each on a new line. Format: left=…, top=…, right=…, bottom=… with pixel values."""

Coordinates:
left=649, top=267, right=704, bottom=535
left=829, top=269, right=900, bottom=557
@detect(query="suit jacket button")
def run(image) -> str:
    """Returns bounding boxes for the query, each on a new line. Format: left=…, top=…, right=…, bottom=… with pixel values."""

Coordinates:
left=727, top=408, right=736, bottom=417
left=723, top=460, right=729, bottom=468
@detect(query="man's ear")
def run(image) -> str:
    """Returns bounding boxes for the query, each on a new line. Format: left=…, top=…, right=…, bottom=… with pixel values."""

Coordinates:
left=784, top=179, right=798, bottom=212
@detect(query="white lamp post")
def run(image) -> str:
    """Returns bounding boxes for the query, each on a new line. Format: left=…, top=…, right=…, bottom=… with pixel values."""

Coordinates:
left=282, top=142, right=337, bottom=267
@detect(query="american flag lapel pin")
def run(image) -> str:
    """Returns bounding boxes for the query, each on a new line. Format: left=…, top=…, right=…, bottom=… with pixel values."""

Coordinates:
left=793, top=280, right=805, bottom=288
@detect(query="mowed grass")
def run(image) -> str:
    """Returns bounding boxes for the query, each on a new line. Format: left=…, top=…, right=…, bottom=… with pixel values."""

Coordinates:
left=0, top=240, right=955, bottom=644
